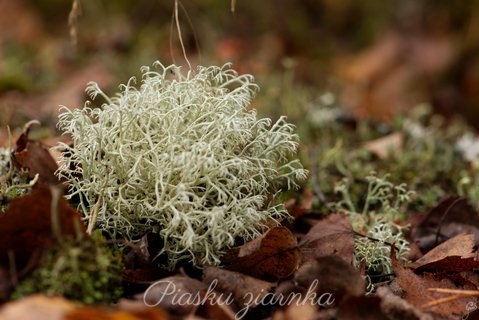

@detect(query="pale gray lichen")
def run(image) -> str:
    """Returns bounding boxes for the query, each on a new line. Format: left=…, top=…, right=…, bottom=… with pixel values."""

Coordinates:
left=334, top=173, right=412, bottom=291
left=55, top=62, right=307, bottom=268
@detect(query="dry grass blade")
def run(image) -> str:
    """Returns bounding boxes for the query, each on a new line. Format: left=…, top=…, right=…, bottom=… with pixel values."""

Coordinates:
left=422, top=288, right=479, bottom=309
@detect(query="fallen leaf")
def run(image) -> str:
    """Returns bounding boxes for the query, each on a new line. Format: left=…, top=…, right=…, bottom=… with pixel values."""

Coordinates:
left=363, top=132, right=403, bottom=159
left=134, top=275, right=208, bottom=316
left=336, top=29, right=457, bottom=121
left=412, top=196, right=479, bottom=251
left=13, top=120, right=60, bottom=185
left=203, top=266, right=274, bottom=308
left=285, top=188, right=314, bottom=219
left=456, top=271, right=479, bottom=290
left=376, top=286, right=433, bottom=320
left=271, top=302, right=317, bottom=320
left=223, top=227, right=301, bottom=281
left=293, top=255, right=364, bottom=304
left=337, top=33, right=402, bottom=85
left=123, top=233, right=164, bottom=268
left=122, top=233, right=170, bottom=285
left=392, top=253, right=473, bottom=317
left=0, top=185, right=85, bottom=272
left=336, top=296, right=387, bottom=320
left=203, top=299, right=237, bottom=320
left=410, top=233, right=476, bottom=270
left=298, top=213, right=354, bottom=264
left=336, top=32, right=408, bottom=120
left=414, top=256, right=479, bottom=274
left=0, top=295, right=74, bottom=320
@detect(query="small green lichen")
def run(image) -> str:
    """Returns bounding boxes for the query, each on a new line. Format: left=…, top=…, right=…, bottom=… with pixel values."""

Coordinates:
left=13, top=231, right=123, bottom=304
left=334, top=173, right=412, bottom=291
left=55, top=62, right=307, bottom=268
left=307, top=101, right=479, bottom=213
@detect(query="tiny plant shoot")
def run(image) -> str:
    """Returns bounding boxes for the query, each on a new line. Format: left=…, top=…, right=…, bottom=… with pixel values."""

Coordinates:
left=55, top=62, right=307, bottom=269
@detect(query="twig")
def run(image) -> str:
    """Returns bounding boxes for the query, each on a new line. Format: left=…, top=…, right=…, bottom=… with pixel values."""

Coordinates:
left=421, top=288, right=479, bottom=309
left=174, top=0, right=192, bottom=70
left=68, top=0, right=82, bottom=51
left=428, top=288, right=479, bottom=296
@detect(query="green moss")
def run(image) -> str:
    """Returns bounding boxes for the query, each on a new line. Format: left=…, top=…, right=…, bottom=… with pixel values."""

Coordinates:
left=13, top=231, right=123, bottom=304
left=307, top=102, right=479, bottom=212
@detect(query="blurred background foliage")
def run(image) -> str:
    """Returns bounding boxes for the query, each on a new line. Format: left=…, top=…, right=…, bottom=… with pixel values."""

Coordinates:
left=0, top=0, right=479, bottom=144
left=0, top=0, right=478, bottom=134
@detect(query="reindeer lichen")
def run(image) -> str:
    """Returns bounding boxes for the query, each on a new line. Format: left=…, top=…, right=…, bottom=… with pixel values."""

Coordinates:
left=334, top=172, right=412, bottom=291
left=55, top=62, right=307, bottom=268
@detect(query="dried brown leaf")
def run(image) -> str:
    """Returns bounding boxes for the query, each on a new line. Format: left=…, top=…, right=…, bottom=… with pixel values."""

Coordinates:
left=410, top=233, right=476, bottom=270
left=271, top=302, right=317, bottom=320
left=412, top=196, right=479, bottom=251
left=363, top=132, right=403, bottom=159
left=336, top=296, right=387, bottom=320
left=285, top=188, right=314, bottom=219
left=376, top=287, right=433, bottom=320
left=223, top=227, right=301, bottom=281
left=294, top=255, right=364, bottom=304
left=299, top=213, right=354, bottom=264
left=0, top=185, right=85, bottom=272
left=13, top=121, right=60, bottom=185
left=135, top=275, right=207, bottom=316
left=203, top=299, right=237, bottom=320
left=414, top=256, right=479, bottom=274
left=393, top=254, right=473, bottom=317
left=203, top=266, right=274, bottom=308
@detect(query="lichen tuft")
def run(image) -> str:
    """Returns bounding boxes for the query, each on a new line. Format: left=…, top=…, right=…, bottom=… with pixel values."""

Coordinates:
left=55, top=62, right=307, bottom=268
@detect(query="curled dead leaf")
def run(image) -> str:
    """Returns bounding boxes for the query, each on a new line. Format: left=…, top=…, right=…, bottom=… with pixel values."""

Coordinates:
left=410, top=233, right=479, bottom=272
left=13, top=121, right=60, bottom=185
left=410, top=233, right=476, bottom=268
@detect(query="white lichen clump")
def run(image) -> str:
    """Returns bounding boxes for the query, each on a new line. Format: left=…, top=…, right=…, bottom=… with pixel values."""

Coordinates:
left=334, top=173, right=412, bottom=291
left=456, top=133, right=479, bottom=163
left=55, top=62, right=307, bottom=268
